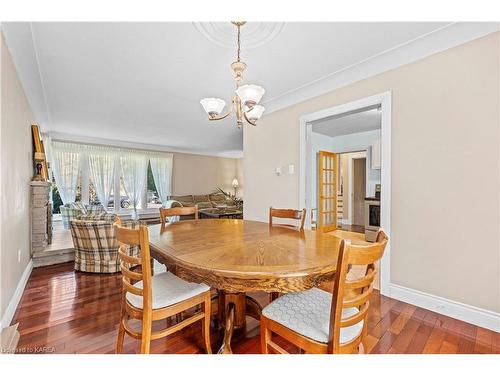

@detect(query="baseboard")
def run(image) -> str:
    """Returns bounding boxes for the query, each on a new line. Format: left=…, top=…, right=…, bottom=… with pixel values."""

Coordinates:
left=0, top=260, right=33, bottom=330
left=388, top=283, right=500, bottom=333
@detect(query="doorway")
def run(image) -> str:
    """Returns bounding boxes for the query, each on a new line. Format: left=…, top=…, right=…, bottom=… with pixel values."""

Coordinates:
left=352, top=157, right=366, bottom=227
left=299, top=91, right=392, bottom=296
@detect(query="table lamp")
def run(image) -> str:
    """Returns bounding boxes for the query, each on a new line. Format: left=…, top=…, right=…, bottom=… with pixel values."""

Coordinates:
left=232, top=178, right=239, bottom=196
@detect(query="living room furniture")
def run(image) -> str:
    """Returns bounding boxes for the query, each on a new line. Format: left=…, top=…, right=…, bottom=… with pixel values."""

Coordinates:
left=260, top=229, right=388, bottom=354
left=167, top=192, right=232, bottom=209
left=115, top=223, right=211, bottom=354
left=148, top=219, right=358, bottom=354
left=269, top=207, right=306, bottom=231
left=159, top=206, right=198, bottom=230
left=70, top=215, right=139, bottom=273
left=199, top=207, right=243, bottom=219
left=60, top=202, right=106, bottom=229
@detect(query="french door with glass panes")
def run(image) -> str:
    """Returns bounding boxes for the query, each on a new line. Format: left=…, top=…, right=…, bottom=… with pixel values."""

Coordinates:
left=318, top=151, right=337, bottom=232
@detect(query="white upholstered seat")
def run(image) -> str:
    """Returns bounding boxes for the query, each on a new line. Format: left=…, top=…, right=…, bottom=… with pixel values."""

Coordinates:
left=126, top=271, right=210, bottom=310
left=262, top=287, right=364, bottom=344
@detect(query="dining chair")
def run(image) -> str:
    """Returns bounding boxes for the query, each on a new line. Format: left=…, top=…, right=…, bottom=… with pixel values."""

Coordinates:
left=260, top=229, right=388, bottom=354
left=269, top=207, right=307, bottom=231
left=114, top=222, right=212, bottom=354
left=268, top=207, right=307, bottom=302
left=159, top=206, right=198, bottom=229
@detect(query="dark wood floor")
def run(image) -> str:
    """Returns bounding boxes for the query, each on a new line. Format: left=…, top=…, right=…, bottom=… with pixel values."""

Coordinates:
left=11, top=262, right=500, bottom=354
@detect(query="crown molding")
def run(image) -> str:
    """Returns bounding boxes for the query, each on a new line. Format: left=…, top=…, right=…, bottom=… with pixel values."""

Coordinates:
left=263, top=22, right=500, bottom=114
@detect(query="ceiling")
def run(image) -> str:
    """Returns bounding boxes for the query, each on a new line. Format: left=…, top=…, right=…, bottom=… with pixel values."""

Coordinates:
left=3, top=21, right=481, bottom=156
left=312, top=108, right=381, bottom=138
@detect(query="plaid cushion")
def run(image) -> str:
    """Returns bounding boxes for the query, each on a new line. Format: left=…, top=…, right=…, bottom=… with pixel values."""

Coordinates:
left=85, top=204, right=106, bottom=214
left=70, top=220, right=139, bottom=273
left=77, top=212, right=117, bottom=222
left=60, top=203, right=87, bottom=229
left=68, top=202, right=88, bottom=213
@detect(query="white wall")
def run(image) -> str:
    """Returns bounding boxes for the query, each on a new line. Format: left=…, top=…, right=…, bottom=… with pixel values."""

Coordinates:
left=171, top=153, right=242, bottom=197
left=1, top=33, right=34, bottom=324
left=244, top=32, right=500, bottom=315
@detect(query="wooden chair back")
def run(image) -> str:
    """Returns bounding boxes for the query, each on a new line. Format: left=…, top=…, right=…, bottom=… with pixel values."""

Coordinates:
left=269, top=207, right=306, bottom=231
left=114, top=221, right=153, bottom=315
left=159, top=206, right=198, bottom=229
left=328, top=229, right=388, bottom=353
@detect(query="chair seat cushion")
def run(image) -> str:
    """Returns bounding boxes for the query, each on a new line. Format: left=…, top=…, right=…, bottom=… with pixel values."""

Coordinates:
left=262, top=287, right=364, bottom=344
left=126, top=271, right=209, bottom=310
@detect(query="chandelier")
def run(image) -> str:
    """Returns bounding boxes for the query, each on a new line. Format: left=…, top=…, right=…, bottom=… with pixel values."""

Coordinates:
left=200, top=22, right=265, bottom=129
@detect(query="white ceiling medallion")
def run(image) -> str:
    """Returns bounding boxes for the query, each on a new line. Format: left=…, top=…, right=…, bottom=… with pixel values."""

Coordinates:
left=193, top=22, right=284, bottom=49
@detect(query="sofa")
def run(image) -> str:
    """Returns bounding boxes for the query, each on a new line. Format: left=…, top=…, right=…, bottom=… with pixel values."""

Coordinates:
left=166, top=193, right=233, bottom=220
left=167, top=193, right=230, bottom=208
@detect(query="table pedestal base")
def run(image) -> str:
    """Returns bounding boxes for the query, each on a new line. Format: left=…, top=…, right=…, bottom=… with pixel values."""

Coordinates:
left=216, top=291, right=262, bottom=354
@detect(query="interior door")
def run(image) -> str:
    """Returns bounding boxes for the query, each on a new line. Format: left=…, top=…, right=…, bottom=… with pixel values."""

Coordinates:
left=352, top=157, right=366, bottom=226
left=318, top=151, right=337, bottom=232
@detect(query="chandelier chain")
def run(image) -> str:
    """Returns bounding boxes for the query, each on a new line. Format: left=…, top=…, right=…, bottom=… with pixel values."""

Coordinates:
left=237, top=24, right=241, bottom=62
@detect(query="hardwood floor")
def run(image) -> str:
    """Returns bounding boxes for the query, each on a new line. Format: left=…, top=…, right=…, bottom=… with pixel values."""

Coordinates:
left=337, top=224, right=365, bottom=234
left=11, top=262, right=500, bottom=354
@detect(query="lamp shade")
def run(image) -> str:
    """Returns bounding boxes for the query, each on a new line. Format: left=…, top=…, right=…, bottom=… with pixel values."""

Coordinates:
left=235, top=84, right=265, bottom=106
left=200, top=98, right=226, bottom=115
left=232, top=178, right=239, bottom=188
left=246, top=105, right=265, bottom=121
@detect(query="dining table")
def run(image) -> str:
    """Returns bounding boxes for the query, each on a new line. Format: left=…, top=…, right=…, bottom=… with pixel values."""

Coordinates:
left=148, top=218, right=364, bottom=354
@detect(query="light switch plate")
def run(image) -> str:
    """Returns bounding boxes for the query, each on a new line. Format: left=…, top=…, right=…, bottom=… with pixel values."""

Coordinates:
left=275, top=167, right=282, bottom=176
left=288, top=164, right=295, bottom=174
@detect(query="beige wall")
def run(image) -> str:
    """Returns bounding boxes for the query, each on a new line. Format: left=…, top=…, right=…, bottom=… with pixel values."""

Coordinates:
left=172, top=153, right=242, bottom=197
left=0, top=33, right=34, bottom=321
left=244, top=32, right=500, bottom=312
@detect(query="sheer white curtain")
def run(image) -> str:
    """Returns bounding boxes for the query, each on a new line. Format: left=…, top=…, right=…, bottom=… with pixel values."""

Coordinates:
left=48, top=140, right=82, bottom=204
left=120, top=152, right=147, bottom=219
left=88, top=147, right=116, bottom=211
left=149, top=153, right=173, bottom=204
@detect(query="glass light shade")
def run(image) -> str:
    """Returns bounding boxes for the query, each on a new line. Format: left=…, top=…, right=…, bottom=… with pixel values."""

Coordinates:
left=200, top=98, right=226, bottom=115
left=232, top=178, right=239, bottom=188
left=246, top=104, right=265, bottom=121
left=235, top=84, right=265, bottom=106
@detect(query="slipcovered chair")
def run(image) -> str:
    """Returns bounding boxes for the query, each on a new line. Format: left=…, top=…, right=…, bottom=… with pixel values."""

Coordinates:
left=60, top=202, right=87, bottom=229
left=60, top=202, right=106, bottom=229
left=70, top=216, right=139, bottom=273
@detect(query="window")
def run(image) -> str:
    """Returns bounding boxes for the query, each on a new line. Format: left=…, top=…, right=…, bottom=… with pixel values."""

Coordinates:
left=50, top=172, right=63, bottom=214
left=49, top=141, right=172, bottom=213
left=75, top=176, right=82, bottom=202
left=146, top=161, right=161, bottom=209
left=119, top=177, right=132, bottom=209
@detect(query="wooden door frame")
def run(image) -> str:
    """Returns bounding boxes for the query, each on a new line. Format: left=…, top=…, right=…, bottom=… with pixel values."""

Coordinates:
left=299, top=91, right=391, bottom=296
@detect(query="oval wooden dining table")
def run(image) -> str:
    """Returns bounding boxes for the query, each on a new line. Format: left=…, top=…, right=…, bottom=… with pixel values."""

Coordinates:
left=148, top=219, right=362, bottom=354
